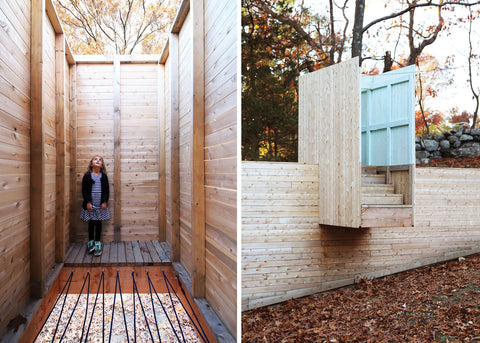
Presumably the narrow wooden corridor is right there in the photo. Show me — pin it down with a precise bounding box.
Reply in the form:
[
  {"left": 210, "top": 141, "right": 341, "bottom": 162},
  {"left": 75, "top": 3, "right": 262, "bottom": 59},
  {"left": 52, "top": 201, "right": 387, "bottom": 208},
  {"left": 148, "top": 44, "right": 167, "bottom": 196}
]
[{"left": 64, "top": 241, "right": 171, "bottom": 267}]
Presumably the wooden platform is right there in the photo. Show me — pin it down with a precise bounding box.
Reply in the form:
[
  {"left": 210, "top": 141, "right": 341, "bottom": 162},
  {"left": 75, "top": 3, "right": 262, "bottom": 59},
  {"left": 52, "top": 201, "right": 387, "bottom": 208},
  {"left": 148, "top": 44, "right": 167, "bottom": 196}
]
[{"left": 64, "top": 241, "right": 171, "bottom": 267}]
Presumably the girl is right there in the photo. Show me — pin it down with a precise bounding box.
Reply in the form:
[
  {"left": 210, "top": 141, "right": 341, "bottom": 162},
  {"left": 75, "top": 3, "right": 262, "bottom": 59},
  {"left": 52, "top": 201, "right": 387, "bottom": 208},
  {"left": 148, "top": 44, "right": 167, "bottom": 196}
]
[{"left": 80, "top": 155, "right": 110, "bottom": 256}]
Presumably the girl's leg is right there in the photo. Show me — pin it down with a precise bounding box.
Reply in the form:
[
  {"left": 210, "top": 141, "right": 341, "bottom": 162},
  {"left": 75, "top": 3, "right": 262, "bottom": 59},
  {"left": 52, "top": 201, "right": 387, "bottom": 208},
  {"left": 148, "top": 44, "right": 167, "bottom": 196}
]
[
  {"left": 88, "top": 221, "right": 95, "bottom": 241},
  {"left": 94, "top": 220, "right": 102, "bottom": 241}
]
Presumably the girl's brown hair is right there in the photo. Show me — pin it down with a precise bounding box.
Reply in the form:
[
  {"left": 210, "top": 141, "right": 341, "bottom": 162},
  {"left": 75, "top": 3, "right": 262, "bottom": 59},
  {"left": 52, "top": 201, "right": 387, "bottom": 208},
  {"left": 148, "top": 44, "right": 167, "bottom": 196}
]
[{"left": 86, "top": 155, "right": 107, "bottom": 175}]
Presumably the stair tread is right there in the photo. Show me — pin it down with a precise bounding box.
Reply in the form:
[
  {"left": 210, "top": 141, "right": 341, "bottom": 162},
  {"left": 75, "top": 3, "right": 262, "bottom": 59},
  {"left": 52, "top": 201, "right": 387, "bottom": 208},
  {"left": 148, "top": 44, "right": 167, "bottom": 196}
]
[{"left": 362, "top": 204, "right": 412, "bottom": 208}]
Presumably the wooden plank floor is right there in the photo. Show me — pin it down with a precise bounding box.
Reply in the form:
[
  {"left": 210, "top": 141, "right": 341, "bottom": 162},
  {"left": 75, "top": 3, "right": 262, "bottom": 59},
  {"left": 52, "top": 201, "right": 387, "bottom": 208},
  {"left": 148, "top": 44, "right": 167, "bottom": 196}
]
[{"left": 64, "top": 241, "right": 172, "bottom": 267}]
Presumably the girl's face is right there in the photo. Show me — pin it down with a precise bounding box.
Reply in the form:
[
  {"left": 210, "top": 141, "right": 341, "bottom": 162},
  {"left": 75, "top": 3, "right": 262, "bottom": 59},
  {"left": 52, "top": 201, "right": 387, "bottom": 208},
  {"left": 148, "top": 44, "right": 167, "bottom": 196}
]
[{"left": 91, "top": 156, "right": 103, "bottom": 169}]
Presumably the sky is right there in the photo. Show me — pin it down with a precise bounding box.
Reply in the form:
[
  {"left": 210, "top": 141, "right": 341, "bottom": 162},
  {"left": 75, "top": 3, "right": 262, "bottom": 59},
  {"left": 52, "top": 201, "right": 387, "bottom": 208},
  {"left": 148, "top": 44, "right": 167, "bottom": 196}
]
[{"left": 300, "top": 0, "right": 480, "bottom": 118}]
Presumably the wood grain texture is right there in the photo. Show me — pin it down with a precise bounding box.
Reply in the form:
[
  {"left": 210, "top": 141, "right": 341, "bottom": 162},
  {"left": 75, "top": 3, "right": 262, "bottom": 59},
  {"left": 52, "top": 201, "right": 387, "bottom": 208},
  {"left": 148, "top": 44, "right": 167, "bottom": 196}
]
[
  {"left": 203, "top": 0, "right": 237, "bottom": 336},
  {"left": 0, "top": 0, "right": 32, "bottom": 335},
  {"left": 242, "top": 163, "right": 480, "bottom": 311},
  {"left": 298, "top": 58, "right": 361, "bottom": 228}
]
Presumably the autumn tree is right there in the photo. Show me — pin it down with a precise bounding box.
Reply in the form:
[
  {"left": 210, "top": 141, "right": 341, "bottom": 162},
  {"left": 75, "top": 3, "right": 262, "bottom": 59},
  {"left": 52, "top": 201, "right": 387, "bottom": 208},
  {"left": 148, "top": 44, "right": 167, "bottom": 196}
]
[
  {"left": 352, "top": 0, "right": 480, "bottom": 66},
  {"left": 242, "top": 0, "right": 331, "bottom": 161},
  {"left": 467, "top": 7, "right": 480, "bottom": 127},
  {"left": 54, "top": 0, "right": 180, "bottom": 55}
]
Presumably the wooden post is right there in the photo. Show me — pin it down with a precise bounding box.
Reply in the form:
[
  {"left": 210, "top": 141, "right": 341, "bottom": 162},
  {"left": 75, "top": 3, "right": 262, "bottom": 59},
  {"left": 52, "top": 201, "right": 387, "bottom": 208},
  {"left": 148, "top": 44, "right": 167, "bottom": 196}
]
[
  {"left": 70, "top": 65, "right": 78, "bottom": 241},
  {"left": 158, "top": 62, "right": 166, "bottom": 242},
  {"left": 55, "top": 34, "right": 66, "bottom": 262},
  {"left": 113, "top": 56, "right": 121, "bottom": 242},
  {"left": 191, "top": 0, "right": 206, "bottom": 297},
  {"left": 31, "top": 0, "right": 46, "bottom": 298},
  {"left": 169, "top": 34, "right": 180, "bottom": 262}
]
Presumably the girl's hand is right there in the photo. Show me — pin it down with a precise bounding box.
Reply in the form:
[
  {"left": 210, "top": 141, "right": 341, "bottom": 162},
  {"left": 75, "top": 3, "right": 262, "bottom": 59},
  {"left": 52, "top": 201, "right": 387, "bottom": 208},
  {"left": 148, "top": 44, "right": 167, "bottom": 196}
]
[
  {"left": 87, "top": 202, "right": 93, "bottom": 211},
  {"left": 101, "top": 202, "right": 107, "bottom": 210}
]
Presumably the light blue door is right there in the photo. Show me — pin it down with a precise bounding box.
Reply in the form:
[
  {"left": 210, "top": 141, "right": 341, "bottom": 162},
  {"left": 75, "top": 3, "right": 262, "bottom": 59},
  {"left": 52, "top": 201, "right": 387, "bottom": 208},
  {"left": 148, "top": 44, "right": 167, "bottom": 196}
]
[{"left": 360, "top": 65, "right": 415, "bottom": 166}]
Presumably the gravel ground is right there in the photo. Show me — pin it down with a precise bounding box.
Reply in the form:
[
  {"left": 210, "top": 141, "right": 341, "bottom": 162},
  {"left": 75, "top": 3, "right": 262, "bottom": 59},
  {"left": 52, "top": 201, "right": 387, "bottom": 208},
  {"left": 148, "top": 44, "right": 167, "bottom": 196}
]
[{"left": 35, "top": 292, "right": 201, "bottom": 342}]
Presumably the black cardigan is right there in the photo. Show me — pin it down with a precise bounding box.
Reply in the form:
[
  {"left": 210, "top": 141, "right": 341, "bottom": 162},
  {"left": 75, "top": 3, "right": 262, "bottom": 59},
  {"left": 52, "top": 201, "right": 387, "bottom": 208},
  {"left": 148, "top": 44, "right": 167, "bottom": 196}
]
[{"left": 81, "top": 172, "right": 110, "bottom": 210}]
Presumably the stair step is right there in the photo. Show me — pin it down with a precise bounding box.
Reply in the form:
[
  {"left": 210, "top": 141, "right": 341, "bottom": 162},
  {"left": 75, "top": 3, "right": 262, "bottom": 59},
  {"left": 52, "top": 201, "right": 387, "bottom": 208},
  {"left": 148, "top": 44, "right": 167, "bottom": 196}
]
[
  {"left": 361, "top": 184, "right": 395, "bottom": 194},
  {"left": 361, "top": 193, "right": 403, "bottom": 205},
  {"left": 361, "top": 174, "right": 386, "bottom": 184},
  {"left": 361, "top": 166, "right": 378, "bottom": 175}
]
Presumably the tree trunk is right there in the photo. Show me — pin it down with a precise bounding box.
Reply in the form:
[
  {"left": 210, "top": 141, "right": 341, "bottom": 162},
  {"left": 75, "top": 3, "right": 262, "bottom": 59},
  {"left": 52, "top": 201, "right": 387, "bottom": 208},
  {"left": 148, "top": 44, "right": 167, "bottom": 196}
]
[{"left": 351, "top": 0, "right": 365, "bottom": 63}]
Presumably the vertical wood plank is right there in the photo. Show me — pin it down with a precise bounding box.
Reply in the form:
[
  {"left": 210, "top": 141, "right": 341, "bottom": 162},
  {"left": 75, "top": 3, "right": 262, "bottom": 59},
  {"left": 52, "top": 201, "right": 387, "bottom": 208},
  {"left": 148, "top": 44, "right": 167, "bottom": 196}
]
[
  {"left": 169, "top": 34, "right": 181, "bottom": 262},
  {"left": 113, "top": 56, "right": 121, "bottom": 242},
  {"left": 30, "top": 0, "right": 46, "bottom": 298},
  {"left": 55, "top": 33, "right": 66, "bottom": 262},
  {"left": 69, "top": 64, "right": 78, "bottom": 241},
  {"left": 158, "top": 63, "right": 166, "bottom": 241},
  {"left": 191, "top": 0, "right": 206, "bottom": 298}
]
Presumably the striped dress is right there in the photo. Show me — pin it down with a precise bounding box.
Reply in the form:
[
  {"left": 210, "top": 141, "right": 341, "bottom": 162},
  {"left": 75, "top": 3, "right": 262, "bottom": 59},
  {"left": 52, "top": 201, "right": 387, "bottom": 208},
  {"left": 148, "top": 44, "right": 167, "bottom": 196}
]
[{"left": 80, "top": 172, "right": 111, "bottom": 221}]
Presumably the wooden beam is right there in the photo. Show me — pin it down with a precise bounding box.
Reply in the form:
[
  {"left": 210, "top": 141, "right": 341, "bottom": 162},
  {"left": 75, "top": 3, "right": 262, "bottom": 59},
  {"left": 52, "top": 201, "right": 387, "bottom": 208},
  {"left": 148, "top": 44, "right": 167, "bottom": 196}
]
[
  {"left": 45, "top": 0, "right": 63, "bottom": 33},
  {"left": 74, "top": 54, "right": 161, "bottom": 64},
  {"left": 169, "top": 33, "right": 180, "bottom": 261},
  {"left": 113, "top": 56, "right": 121, "bottom": 242},
  {"left": 158, "top": 63, "right": 166, "bottom": 241},
  {"left": 171, "top": 0, "right": 190, "bottom": 33},
  {"left": 159, "top": 38, "right": 170, "bottom": 64},
  {"left": 30, "top": 0, "right": 46, "bottom": 298},
  {"left": 70, "top": 65, "right": 78, "bottom": 241},
  {"left": 191, "top": 0, "right": 206, "bottom": 298},
  {"left": 55, "top": 33, "right": 66, "bottom": 262}
]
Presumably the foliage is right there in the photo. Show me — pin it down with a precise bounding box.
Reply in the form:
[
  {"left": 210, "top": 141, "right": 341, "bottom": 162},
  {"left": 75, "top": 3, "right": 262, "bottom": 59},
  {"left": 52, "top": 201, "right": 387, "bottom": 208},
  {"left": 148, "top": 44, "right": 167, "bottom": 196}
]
[
  {"left": 242, "top": 0, "right": 331, "bottom": 161},
  {"left": 54, "top": 0, "right": 180, "bottom": 55},
  {"left": 242, "top": 253, "right": 480, "bottom": 342},
  {"left": 415, "top": 109, "right": 445, "bottom": 136}
]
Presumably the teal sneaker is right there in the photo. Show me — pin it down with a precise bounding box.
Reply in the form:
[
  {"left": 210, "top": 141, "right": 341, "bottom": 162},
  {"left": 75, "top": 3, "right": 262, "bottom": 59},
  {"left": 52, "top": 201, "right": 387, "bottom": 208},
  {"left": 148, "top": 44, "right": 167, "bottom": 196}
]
[
  {"left": 87, "top": 240, "right": 95, "bottom": 254},
  {"left": 94, "top": 241, "right": 102, "bottom": 256}
]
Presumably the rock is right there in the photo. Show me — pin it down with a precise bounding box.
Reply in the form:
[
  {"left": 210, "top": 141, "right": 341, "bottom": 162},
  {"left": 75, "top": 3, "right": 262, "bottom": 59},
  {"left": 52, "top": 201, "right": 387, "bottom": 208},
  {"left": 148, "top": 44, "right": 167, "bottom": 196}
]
[
  {"left": 448, "top": 135, "right": 459, "bottom": 144},
  {"left": 453, "top": 140, "right": 461, "bottom": 148},
  {"left": 431, "top": 150, "right": 442, "bottom": 159},
  {"left": 434, "top": 134, "right": 445, "bottom": 141},
  {"left": 415, "top": 136, "right": 421, "bottom": 144},
  {"left": 420, "top": 158, "right": 430, "bottom": 164},
  {"left": 422, "top": 133, "right": 433, "bottom": 140},
  {"left": 423, "top": 139, "right": 439, "bottom": 152},
  {"left": 446, "top": 145, "right": 480, "bottom": 158},
  {"left": 465, "top": 128, "right": 471, "bottom": 135},
  {"left": 470, "top": 129, "right": 480, "bottom": 136},
  {"left": 460, "top": 134, "right": 474, "bottom": 142},
  {"left": 415, "top": 143, "right": 422, "bottom": 151},
  {"left": 416, "top": 151, "right": 430, "bottom": 159},
  {"left": 439, "top": 140, "right": 450, "bottom": 150}
]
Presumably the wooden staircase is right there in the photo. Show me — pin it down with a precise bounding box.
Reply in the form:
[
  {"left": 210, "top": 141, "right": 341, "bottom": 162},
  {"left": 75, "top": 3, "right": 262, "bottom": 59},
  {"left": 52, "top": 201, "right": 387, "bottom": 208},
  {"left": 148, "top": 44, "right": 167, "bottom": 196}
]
[{"left": 360, "top": 166, "right": 412, "bottom": 227}]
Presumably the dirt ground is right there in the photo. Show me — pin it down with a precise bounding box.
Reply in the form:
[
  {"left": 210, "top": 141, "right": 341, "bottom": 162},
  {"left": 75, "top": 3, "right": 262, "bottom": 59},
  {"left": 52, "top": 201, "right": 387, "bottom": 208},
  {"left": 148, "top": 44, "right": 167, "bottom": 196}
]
[
  {"left": 417, "top": 156, "right": 480, "bottom": 168},
  {"left": 242, "top": 251, "right": 480, "bottom": 342}
]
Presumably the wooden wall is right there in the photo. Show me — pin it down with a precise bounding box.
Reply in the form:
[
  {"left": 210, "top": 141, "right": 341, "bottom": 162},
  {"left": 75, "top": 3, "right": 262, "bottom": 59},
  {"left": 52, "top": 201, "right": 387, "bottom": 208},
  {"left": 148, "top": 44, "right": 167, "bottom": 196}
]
[
  {"left": 178, "top": 12, "right": 194, "bottom": 276},
  {"left": 162, "top": 0, "right": 237, "bottom": 337},
  {"left": 44, "top": 11, "right": 57, "bottom": 272},
  {"left": 73, "top": 63, "right": 115, "bottom": 240},
  {"left": 242, "top": 162, "right": 480, "bottom": 311},
  {"left": 72, "top": 59, "right": 162, "bottom": 242},
  {"left": 0, "top": 0, "right": 32, "bottom": 336},
  {"left": 119, "top": 63, "right": 160, "bottom": 240},
  {"left": 0, "top": 0, "right": 74, "bottom": 336},
  {"left": 242, "top": 162, "right": 320, "bottom": 310},
  {"left": 204, "top": 0, "right": 237, "bottom": 335},
  {"left": 298, "top": 58, "right": 361, "bottom": 228}
]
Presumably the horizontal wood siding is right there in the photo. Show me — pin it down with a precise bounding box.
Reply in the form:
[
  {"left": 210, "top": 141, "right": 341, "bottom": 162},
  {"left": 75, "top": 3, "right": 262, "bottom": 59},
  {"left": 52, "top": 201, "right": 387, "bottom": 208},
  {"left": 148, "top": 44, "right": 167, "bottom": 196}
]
[
  {"left": 164, "top": 57, "right": 172, "bottom": 246},
  {"left": 0, "top": 0, "right": 31, "bottom": 336},
  {"left": 242, "top": 162, "right": 320, "bottom": 310},
  {"left": 44, "top": 12, "right": 56, "bottom": 272},
  {"left": 204, "top": 0, "right": 237, "bottom": 336},
  {"left": 298, "top": 58, "right": 361, "bottom": 228},
  {"left": 243, "top": 164, "right": 480, "bottom": 311},
  {"left": 74, "top": 63, "right": 115, "bottom": 241},
  {"left": 120, "top": 63, "right": 160, "bottom": 241},
  {"left": 178, "top": 12, "right": 194, "bottom": 276},
  {"left": 415, "top": 168, "right": 480, "bottom": 227}
]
